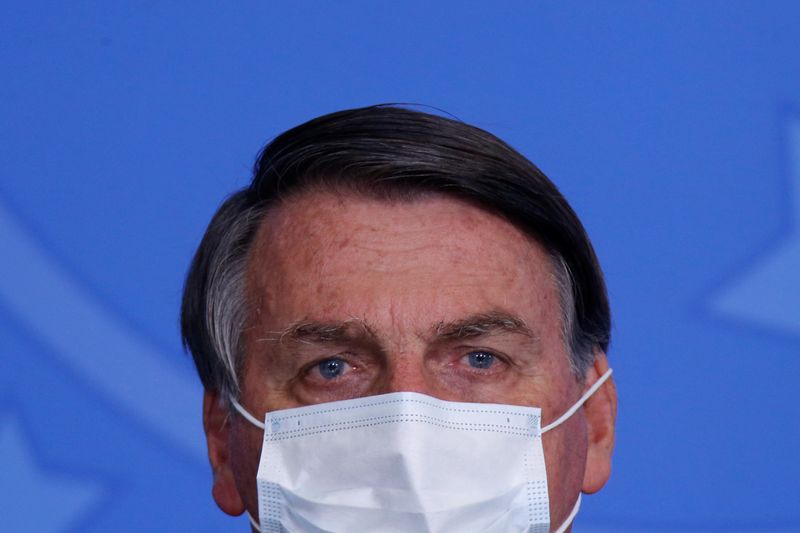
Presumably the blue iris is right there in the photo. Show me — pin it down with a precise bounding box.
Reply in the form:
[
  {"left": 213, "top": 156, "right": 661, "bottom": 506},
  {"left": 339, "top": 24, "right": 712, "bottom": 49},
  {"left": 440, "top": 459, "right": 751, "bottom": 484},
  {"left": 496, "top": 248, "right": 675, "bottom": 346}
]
[
  {"left": 467, "top": 351, "right": 494, "bottom": 369},
  {"left": 318, "top": 358, "right": 345, "bottom": 379}
]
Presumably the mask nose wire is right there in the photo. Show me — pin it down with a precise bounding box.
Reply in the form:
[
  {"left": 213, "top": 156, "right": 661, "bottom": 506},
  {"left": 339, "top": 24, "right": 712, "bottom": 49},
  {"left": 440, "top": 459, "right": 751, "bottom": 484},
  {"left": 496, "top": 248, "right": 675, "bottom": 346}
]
[
  {"left": 541, "top": 368, "right": 613, "bottom": 434},
  {"left": 230, "top": 396, "right": 266, "bottom": 430}
]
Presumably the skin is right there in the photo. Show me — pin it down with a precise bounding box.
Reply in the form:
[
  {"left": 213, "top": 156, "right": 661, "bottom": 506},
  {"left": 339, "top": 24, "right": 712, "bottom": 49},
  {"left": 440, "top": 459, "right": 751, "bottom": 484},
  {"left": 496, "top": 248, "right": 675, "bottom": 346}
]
[{"left": 203, "top": 191, "right": 617, "bottom": 532}]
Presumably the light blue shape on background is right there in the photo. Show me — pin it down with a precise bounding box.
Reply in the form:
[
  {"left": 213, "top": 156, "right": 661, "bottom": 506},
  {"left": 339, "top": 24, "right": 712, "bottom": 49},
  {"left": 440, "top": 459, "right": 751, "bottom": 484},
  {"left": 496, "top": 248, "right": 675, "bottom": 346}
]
[
  {"left": 0, "top": 418, "right": 102, "bottom": 532},
  {"left": 0, "top": 200, "right": 205, "bottom": 462},
  {"left": 712, "top": 116, "right": 800, "bottom": 335}
]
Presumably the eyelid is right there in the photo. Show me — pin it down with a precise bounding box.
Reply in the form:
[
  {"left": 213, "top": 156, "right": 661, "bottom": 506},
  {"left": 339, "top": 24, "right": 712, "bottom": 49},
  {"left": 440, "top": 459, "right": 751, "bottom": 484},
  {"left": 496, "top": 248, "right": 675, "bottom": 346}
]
[
  {"left": 300, "top": 352, "right": 370, "bottom": 383},
  {"left": 291, "top": 353, "right": 375, "bottom": 404},
  {"left": 471, "top": 345, "right": 527, "bottom": 368},
  {"left": 456, "top": 346, "right": 507, "bottom": 360},
  {"left": 455, "top": 348, "right": 509, "bottom": 372},
  {"left": 303, "top": 355, "right": 351, "bottom": 373}
]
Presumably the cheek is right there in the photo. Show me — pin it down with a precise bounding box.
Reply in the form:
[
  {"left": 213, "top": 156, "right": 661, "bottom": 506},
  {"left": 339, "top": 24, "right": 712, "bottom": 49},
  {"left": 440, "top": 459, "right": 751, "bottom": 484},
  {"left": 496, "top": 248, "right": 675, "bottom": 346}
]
[
  {"left": 229, "top": 420, "right": 264, "bottom": 515},
  {"left": 542, "top": 413, "right": 588, "bottom": 522}
]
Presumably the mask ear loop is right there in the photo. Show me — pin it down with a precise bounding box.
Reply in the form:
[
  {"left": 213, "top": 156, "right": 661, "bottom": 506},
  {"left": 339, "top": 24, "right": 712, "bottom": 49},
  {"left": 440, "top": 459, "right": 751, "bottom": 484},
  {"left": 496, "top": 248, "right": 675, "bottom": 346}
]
[
  {"left": 230, "top": 396, "right": 266, "bottom": 430},
  {"left": 246, "top": 510, "right": 262, "bottom": 532},
  {"left": 230, "top": 399, "right": 267, "bottom": 531},
  {"left": 541, "top": 368, "right": 613, "bottom": 434},
  {"left": 537, "top": 369, "right": 608, "bottom": 532},
  {"left": 553, "top": 493, "right": 581, "bottom": 533}
]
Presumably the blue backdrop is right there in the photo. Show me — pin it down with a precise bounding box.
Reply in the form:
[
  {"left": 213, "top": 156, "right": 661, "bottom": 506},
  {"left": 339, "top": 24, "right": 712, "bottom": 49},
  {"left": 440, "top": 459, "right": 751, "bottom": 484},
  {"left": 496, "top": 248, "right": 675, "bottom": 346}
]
[{"left": 1, "top": 2, "right": 798, "bottom": 531}]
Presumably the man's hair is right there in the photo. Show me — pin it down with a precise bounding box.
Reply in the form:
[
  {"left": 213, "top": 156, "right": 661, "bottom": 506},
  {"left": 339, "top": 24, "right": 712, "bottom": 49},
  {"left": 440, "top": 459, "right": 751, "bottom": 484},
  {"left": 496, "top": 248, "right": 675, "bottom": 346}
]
[{"left": 181, "top": 105, "right": 610, "bottom": 400}]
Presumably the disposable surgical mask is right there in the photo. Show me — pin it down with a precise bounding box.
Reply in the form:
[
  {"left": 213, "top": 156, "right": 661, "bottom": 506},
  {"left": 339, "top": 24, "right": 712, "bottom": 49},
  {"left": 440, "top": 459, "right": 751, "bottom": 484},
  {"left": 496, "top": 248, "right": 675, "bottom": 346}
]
[{"left": 232, "top": 368, "right": 612, "bottom": 533}]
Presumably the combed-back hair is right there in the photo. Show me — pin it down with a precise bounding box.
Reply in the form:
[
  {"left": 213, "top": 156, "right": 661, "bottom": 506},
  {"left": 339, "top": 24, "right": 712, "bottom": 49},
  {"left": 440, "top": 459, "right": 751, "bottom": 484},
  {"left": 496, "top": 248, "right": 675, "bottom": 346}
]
[{"left": 181, "top": 105, "right": 610, "bottom": 399}]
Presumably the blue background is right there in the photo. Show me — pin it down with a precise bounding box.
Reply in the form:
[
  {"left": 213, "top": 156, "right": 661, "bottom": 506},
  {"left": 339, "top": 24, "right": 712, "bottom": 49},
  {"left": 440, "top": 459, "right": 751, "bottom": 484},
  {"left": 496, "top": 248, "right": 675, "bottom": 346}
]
[{"left": 1, "top": 2, "right": 798, "bottom": 531}]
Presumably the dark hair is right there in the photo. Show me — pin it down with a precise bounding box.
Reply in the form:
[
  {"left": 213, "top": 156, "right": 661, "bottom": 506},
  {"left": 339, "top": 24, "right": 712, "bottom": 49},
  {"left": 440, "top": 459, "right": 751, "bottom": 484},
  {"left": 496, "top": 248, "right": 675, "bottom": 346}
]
[{"left": 181, "top": 105, "right": 610, "bottom": 398}]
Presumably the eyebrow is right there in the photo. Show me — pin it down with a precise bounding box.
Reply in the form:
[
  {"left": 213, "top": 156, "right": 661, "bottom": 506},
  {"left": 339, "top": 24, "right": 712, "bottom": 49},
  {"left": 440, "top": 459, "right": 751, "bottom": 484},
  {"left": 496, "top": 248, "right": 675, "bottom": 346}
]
[
  {"left": 432, "top": 311, "right": 537, "bottom": 342},
  {"left": 257, "top": 318, "right": 376, "bottom": 346},
  {"left": 256, "top": 311, "right": 537, "bottom": 347}
]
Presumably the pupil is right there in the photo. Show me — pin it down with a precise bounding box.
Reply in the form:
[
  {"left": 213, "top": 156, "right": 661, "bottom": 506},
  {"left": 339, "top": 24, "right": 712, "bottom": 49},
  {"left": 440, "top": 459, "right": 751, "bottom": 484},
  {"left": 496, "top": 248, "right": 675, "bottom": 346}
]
[
  {"left": 468, "top": 351, "right": 494, "bottom": 369},
  {"left": 319, "top": 359, "right": 343, "bottom": 379}
]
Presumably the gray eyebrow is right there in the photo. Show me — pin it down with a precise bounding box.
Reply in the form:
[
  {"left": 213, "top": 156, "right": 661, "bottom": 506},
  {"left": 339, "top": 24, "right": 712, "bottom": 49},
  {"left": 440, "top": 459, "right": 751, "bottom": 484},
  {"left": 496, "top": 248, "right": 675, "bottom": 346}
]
[
  {"left": 254, "top": 311, "right": 536, "bottom": 347},
  {"left": 255, "top": 318, "right": 376, "bottom": 345},
  {"left": 432, "top": 311, "right": 538, "bottom": 341}
]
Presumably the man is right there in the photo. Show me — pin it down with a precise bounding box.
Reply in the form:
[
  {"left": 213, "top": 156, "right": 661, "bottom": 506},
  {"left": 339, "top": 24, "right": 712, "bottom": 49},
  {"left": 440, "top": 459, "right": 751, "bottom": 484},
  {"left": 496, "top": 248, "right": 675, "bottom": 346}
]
[{"left": 181, "top": 105, "right": 617, "bottom": 532}]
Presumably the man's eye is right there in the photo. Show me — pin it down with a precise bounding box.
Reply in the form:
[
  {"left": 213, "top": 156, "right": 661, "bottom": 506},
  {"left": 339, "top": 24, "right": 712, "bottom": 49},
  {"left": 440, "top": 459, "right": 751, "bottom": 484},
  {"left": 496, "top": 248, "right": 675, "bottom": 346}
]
[
  {"left": 315, "top": 358, "right": 351, "bottom": 380},
  {"left": 464, "top": 351, "right": 495, "bottom": 370}
]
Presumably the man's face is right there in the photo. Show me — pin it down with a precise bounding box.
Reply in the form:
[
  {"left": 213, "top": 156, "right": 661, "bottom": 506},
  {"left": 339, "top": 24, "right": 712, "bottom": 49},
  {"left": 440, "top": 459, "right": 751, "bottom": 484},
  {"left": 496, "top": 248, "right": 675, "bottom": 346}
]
[{"left": 204, "top": 191, "right": 616, "bottom": 530}]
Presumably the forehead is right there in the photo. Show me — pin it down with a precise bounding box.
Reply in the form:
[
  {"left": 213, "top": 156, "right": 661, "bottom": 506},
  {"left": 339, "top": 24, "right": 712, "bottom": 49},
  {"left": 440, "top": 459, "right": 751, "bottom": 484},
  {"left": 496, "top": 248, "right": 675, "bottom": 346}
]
[{"left": 245, "top": 190, "right": 561, "bottom": 336}]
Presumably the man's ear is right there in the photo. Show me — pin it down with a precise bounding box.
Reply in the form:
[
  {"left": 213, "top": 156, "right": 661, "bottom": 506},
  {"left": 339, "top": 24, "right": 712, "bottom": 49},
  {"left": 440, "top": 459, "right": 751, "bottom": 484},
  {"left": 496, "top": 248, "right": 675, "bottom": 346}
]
[
  {"left": 203, "top": 390, "right": 246, "bottom": 516},
  {"left": 581, "top": 351, "right": 618, "bottom": 494}
]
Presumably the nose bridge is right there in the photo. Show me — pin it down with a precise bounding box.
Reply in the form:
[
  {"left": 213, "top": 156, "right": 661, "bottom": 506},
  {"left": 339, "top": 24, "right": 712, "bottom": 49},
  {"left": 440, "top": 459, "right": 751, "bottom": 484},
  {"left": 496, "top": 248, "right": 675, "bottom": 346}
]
[
  {"left": 382, "top": 349, "right": 432, "bottom": 395},
  {"left": 373, "top": 298, "right": 434, "bottom": 395}
]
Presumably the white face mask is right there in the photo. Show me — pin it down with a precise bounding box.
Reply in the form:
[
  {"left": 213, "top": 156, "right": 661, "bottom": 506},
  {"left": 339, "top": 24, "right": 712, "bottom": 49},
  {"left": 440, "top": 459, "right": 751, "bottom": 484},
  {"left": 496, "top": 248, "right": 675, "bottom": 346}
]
[{"left": 232, "top": 368, "right": 612, "bottom": 533}]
